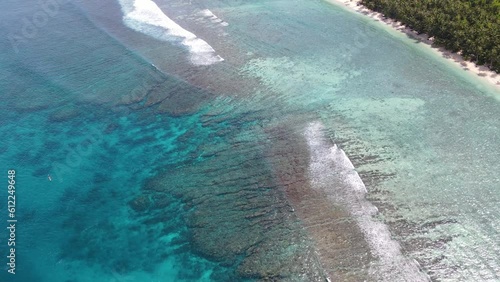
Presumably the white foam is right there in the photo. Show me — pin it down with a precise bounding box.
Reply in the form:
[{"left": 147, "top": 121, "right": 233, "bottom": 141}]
[
  {"left": 304, "top": 121, "right": 429, "bottom": 281},
  {"left": 117, "top": 0, "right": 223, "bottom": 65},
  {"left": 196, "top": 9, "right": 229, "bottom": 26}
]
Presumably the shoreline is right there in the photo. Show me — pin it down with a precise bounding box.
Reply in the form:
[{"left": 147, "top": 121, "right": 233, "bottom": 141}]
[{"left": 327, "top": 0, "right": 500, "bottom": 92}]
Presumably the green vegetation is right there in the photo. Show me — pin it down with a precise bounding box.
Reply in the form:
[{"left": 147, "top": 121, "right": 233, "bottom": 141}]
[{"left": 360, "top": 0, "right": 500, "bottom": 72}]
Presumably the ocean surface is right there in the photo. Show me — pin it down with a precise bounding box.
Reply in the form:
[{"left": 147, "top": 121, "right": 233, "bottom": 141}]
[{"left": 0, "top": 0, "right": 499, "bottom": 281}]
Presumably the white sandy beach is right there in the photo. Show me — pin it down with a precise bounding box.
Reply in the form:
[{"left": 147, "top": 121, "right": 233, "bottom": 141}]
[{"left": 328, "top": 0, "right": 500, "bottom": 91}]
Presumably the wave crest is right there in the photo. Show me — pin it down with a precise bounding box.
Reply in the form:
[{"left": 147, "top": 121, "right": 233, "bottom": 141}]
[
  {"left": 305, "top": 121, "right": 430, "bottom": 281},
  {"left": 118, "top": 0, "right": 223, "bottom": 65}
]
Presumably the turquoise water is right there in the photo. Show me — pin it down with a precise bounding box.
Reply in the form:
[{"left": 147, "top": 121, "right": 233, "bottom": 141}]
[{"left": 1, "top": 0, "right": 499, "bottom": 281}]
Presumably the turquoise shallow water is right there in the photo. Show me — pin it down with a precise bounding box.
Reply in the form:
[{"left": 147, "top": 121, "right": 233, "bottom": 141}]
[{"left": 1, "top": 0, "right": 499, "bottom": 281}]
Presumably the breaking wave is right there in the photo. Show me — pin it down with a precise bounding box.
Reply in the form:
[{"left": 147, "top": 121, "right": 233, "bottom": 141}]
[
  {"left": 117, "top": 0, "right": 223, "bottom": 65},
  {"left": 305, "top": 121, "right": 430, "bottom": 281}
]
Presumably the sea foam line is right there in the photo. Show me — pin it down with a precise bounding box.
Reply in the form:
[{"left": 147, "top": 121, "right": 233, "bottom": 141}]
[
  {"left": 117, "top": 0, "right": 223, "bottom": 65},
  {"left": 305, "top": 121, "right": 430, "bottom": 281},
  {"left": 196, "top": 9, "right": 229, "bottom": 26}
]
